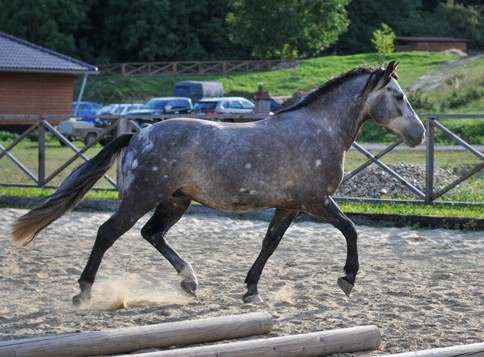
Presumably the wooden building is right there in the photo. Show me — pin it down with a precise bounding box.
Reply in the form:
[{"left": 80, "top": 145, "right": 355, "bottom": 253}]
[
  {"left": 394, "top": 36, "right": 468, "bottom": 53},
  {"left": 0, "top": 31, "right": 98, "bottom": 129}
]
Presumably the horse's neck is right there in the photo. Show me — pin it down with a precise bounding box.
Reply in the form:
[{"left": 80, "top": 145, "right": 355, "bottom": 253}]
[{"left": 309, "top": 88, "right": 367, "bottom": 152}]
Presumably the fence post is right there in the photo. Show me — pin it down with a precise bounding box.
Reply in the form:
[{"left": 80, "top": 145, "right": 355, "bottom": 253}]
[
  {"left": 38, "top": 117, "right": 46, "bottom": 188},
  {"left": 253, "top": 83, "right": 271, "bottom": 115},
  {"left": 425, "top": 118, "right": 435, "bottom": 203}
]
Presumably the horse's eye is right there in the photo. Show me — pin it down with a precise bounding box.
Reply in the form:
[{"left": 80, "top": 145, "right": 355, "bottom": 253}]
[{"left": 396, "top": 93, "right": 404, "bottom": 100}]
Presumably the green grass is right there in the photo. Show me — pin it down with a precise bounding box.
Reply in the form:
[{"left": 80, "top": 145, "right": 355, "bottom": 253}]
[
  {"left": 338, "top": 201, "right": 483, "bottom": 221},
  {"left": 0, "top": 135, "right": 117, "bottom": 189},
  {"left": 0, "top": 186, "right": 118, "bottom": 200},
  {"left": 79, "top": 52, "right": 458, "bottom": 104},
  {"left": 408, "top": 56, "right": 484, "bottom": 114}
]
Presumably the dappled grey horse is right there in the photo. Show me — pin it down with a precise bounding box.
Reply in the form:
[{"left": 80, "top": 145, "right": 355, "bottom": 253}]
[{"left": 12, "top": 61, "right": 425, "bottom": 305}]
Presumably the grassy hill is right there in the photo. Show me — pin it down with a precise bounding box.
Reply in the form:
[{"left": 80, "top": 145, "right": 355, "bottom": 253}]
[
  {"left": 79, "top": 52, "right": 459, "bottom": 103},
  {"left": 78, "top": 51, "right": 484, "bottom": 143}
]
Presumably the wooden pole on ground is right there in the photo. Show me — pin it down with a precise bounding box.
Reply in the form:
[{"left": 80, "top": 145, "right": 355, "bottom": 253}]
[
  {"left": 379, "top": 342, "right": 484, "bottom": 357},
  {"left": 0, "top": 312, "right": 273, "bottom": 357},
  {"left": 117, "top": 324, "right": 381, "bottom": 357}
]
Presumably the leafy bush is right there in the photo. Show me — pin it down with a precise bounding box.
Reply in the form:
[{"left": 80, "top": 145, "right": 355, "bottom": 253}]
[
  {"left": 371, "top": 23, "right": 396, "bottom": 64},
  {"left": 0, "top": 131, "right": 19, "bottom": 142},
  {"left": 448, "top": 86, "right": 484, "bottom": 109}
]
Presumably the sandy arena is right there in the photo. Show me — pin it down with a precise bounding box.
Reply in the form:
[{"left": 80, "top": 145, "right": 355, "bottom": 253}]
[{"left": 0, "top": 207, "right": 482, "bottom": 356}]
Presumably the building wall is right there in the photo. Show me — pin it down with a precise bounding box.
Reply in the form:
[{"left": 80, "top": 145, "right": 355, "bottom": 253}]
[
  {"left": 0, "top": 72, "right": 73, "bottom": 125},
  {"left": 395, "top": 41, "right": 467, "bottom": 53}
]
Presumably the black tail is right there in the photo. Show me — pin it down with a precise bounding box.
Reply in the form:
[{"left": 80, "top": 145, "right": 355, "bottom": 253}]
[{"left": 12, "top": 133, "right": 133, "bottom": 246}]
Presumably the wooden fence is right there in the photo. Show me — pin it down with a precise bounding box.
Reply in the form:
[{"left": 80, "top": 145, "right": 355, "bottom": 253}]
[
  {"left": 0, "top": 114, "right": 482, "bottom": 206},
  {"left": 97, "top": 60, "right": 286, "bottom": 76}
]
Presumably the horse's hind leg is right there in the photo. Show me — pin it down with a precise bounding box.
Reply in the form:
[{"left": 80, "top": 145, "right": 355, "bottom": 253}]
[
  {"left": 72, "top": 200, "right": 153, "bottom": 306},
  {"left": 306, "top": 195, "right": 359, "bottom": 296},
  {"left": 140, "top": 195, "right": 198, "bottom": 296},
  {"left": 243, "top": 208, "right": 298, "bottom": 303}
]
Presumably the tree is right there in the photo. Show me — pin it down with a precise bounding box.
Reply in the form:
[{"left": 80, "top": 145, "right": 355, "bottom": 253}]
[
  {"left": 0, "top": 0, "right": 85, "bottom": 57},
  {"left": 92, "top": 0, "right": 249, "bottom": 62},
  {"left": 166, "top": 0, "right": 249, "bottom": 61},
  {"left": 329, "top": 0, "right": 420, "bottom": 54},
  {"left": 371, "top": 23, "right": 396, "bottom": 63},
  {"left": 226, "top": 0, "right": 350, "bottom": 60},
  {"left": 433, "top": 1, "right": 483, "bottom": 48},
  {"left": 329, "top": 0, "right": 484, "bottom": 54},
  {"left": 98, "top": 0, "right": 175, "bottom": 62}
]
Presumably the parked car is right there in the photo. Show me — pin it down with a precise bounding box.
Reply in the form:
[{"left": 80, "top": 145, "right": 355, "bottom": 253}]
[
  {"left": 92, "top": 103, "right": 144, "bottom": 145},
  {"left": 126, "top": 97, "right": 193, "bottom": 124},
  {"left": 191, "top": 97, "right": 255, "bottom": 119},
  {"left": 57, "top": 119, "right": 103, "bottom": 146},
  {"left": 97, "top": 103, "right": 143, "bottom": 116},
  {"left": 72, "top": 101, "right": 103, "bottom": 122},
  {"left": 96, "top": 104, "right": 119, "bottom": 115},
  {"left": 173, "top": 81, "right": 224, "bottom": 104}
]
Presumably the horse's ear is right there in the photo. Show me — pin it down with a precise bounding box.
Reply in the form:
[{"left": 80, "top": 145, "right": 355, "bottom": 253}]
[{"left": 384, "top": 60, "right": 399, "bottom": 79}]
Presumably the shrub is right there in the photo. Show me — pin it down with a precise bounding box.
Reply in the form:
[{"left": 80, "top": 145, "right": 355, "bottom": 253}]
[{"left": 371, "top": 23, "right": 396, "bottom": 64}]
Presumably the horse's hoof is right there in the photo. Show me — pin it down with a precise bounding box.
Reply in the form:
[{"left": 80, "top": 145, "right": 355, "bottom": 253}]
[
  {"left": 243, "top": 293, "right": 264, "bottom": 304},
  {"left": 181, "top": 280, "right": 198, "bottom": 297},
  {"left": 72, "top": 294, "right": 86, "bottom": 307},
  {"left": 337, "top": 277, "right": 354, "bottom": 296}
]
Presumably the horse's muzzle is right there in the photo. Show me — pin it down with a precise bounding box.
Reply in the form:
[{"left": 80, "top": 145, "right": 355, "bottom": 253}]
[{"left": 404, "top": 124, "right": 425, "bottom": 147}]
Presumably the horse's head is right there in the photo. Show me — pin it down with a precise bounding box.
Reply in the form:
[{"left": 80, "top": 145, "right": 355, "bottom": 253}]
[{"left": 364, "top": 61, "right": 425, "bottom": 147}]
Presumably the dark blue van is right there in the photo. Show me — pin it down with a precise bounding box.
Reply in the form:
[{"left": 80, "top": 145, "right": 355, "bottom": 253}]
[{"left": 173, "top": 81, "right": 224, "bottom": 104}]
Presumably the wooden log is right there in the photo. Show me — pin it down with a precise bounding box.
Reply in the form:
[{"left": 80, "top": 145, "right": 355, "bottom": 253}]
[
  {"left": 0, "top": 312, "right": 273, "bottom": 357},
  {"left": 118, "top": 325, "right": 381, "bottom": 357},
  {"left": 379, "top": 342, "right": 484, "bottom": 357}
]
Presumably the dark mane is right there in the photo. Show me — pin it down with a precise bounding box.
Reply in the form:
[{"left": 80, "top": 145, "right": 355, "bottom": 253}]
[{"left": 277, "top": 65, "right": 398, "bottom": 115}]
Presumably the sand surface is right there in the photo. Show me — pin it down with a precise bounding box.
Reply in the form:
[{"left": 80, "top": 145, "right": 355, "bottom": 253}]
[{"left": 0, "top": 208, "right": 483, "bottom": 356}]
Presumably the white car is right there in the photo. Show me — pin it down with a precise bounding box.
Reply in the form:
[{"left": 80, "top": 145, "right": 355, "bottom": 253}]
[
  {"left": 97, "top": 103, "right": 143, "bottom": 116},
  {"left": 192, "top": 97, "right": 255, "bottom": 116}
]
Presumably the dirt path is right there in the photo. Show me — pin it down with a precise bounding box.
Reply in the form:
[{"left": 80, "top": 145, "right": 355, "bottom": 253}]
[{"left": 1, "top": 208, "right": 482, "bottom": 356}]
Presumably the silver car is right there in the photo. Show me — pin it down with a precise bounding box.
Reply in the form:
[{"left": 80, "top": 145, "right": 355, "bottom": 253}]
[{"left": 192, "top": 97, "right": 255, "bottom": 115}]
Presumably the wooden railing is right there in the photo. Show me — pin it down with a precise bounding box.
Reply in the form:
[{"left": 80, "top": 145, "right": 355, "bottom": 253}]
[
  {"left": 0, "top": 114, "right": 482, "bottom": 206},
  {"left": 97, "top": 60, "right": 286, "bottom": 76}
]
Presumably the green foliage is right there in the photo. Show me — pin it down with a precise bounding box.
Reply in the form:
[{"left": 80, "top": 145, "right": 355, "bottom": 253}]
[
  {"left": 0, "top": 131, "right": 19, "bottom": 142},
  {"left": 0, "top": 0, "right": 85, "bottom": 57},
  {"left": 448, "top": 86, "right": 484, "bottom": 109},
  {"left": 405, "top": 56, "right": 484, "bottom": 116},
  {"left": 1, "top": 0, "right": 484, "bottom": 63},
  {"left": 96, "top": 0, "right": 243, "bottom": 62},
  {"left": 226, "top": 0, "right": 350, "bottom": 60},
  {"left": 331, "top": 0, "right": 484, "bottom": 55},
  {"left": 0, "top": 0, "right": 249, "bottom": 63},
  {"left": 371, "top": 23, "right": 396, "bottom": 63}
]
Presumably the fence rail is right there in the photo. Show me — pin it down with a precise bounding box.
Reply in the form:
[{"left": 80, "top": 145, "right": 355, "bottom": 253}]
[
  {"left": 97, "top": 60, "right": 286, "bottom": 76},
  {"left": 0, "top": 114, "right": 482, "bottom": 206}
]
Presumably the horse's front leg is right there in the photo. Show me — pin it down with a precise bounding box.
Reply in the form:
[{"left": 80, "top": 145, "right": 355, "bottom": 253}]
[
  {"left": 141, "top": 196, "right": 198, "bottom": 297},
  {"left": 243, "top": 208, "right": 298, "bottom": 303},
  {"left": 306, "top": 195, "right": 359, "bottom": 296}
]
